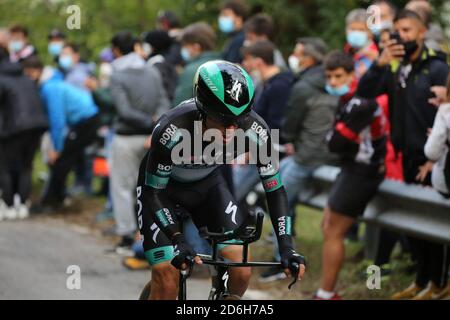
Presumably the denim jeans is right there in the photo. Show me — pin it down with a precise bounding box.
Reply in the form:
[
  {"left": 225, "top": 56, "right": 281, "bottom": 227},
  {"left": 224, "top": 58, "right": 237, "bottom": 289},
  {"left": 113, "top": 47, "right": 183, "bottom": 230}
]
[
  {"left": 184, "top": 216, "right": 212, "bottom": 255},
  {"left": 272, "top": 157, "right": 317, "bottom": 261}
]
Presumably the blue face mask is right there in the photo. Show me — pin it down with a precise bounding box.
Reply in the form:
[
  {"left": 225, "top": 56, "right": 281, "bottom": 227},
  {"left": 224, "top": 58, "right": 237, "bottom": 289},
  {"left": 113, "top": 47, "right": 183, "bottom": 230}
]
[
  {"left": 59, "top": 55, "right": 73, "bottom": 70},
  {"left": 326, "top": 84, "right": 350, "bottom": 97},
  {"left": 347, "top": 31, "right": 369, "bottom": 49},
  {"left": 181, "top": 47, "right": 191, "bottom": 62},
  {"left": 219, "top": 16, "right": 234, "bottom": 34},
  {"left": 9, "top": 40, "right": 24, "bottom": 53},
  {"left": 48, "top": 42, "right": 63, "bottom": 57},
  {"left": 370, "top": 21, "right": 394, "bottom": 37}
]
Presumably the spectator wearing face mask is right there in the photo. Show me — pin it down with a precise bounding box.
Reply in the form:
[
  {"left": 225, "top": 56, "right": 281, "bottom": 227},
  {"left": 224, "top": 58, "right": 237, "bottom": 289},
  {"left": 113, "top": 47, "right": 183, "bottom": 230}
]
[
  {"left": 8, "top": 25, "right": 37, "bottom": 63},
  {"left": 370, "top": 0, "right": 397, "bottom": 47},
  {"left": 315, "top": 51, "right": 388, "bottom": 300},
  {"left": 358, "top": 10, "right": 450, "bottom": 300},
  {"left": 243, "top": 13, "right": 287, "bottom": 69},
  {"left": 344, "top": 9, "right": 379, "bottom": 79},
  {"left": 174, "top": 22, "right": 219, "bottom": 106},
  {"left": 23, "top": 57, "right": 100, "bottom": 212},
  {"left": 59, "top": 43, "right": 95, "bottom": 91},
  {"left": 219, "top": 0, "right": 249, "bottom": 63},
  {"left": 47, "top": 28, "right": 66, "bottom": 60}
]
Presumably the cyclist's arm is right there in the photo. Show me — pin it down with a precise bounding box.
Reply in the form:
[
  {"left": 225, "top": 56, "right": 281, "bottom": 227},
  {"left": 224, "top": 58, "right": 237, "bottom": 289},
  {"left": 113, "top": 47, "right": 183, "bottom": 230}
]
[
  {"left": 140, "top": 121, "right": 180, "bottom": 242},
  {"left": 250, "top": 119, "right": 295, "bottom": 252}
]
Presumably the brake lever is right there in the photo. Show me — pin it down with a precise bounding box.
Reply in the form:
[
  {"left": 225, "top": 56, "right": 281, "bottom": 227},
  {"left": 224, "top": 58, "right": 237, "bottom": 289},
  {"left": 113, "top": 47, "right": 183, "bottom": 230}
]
[
  {"left": 288, "top": 263, "right": 300, "bottom": 290},
  {"left": 181, "top": 256, "right": 195, "bottom": 279}
]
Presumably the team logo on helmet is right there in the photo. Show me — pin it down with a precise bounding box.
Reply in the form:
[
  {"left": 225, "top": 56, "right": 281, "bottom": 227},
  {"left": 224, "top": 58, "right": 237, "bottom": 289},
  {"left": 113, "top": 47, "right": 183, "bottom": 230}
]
[{"left": 227, "top": 79, "right": 243, "bottom": 103}]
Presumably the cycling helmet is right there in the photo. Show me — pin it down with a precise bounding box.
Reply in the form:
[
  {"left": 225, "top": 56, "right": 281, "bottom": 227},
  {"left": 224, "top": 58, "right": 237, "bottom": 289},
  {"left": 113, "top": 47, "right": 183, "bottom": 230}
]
[{"left": 194, "top": 60, "right": 255, "bottom": 124}]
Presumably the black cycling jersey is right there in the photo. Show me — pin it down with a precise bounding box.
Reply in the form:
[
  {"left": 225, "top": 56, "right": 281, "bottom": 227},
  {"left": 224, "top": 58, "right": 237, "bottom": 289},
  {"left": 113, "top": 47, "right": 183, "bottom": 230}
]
[{"left": 136, "top": 99, "right": 294, "bottom": 265}]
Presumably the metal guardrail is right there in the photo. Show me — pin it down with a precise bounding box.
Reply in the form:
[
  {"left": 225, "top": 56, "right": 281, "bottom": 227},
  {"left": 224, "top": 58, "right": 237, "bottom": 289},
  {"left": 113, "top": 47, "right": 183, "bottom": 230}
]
[{"left": 299, "top": 166, "right": 450, "bottom": 259}]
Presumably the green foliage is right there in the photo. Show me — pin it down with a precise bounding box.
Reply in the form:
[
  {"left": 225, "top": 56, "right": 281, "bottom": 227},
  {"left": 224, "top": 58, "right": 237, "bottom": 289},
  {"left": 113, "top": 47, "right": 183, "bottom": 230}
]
[{"left": 0, "top": 0, "right": 448, "bottom": 62}]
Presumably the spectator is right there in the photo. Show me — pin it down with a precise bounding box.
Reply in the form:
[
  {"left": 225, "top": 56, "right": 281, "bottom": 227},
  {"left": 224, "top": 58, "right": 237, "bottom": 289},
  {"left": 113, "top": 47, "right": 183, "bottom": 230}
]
[
  {"left": 315, "top": 51, "right": 388, "bottom": 300},
  {"left": 109, "top": 31, "right": 170, "bottom": 254},
  {"left": 425, "top": 74, "right": 450, "bottom": 196},
  {"left": 8, "top": 25, "right": 36, "bottom": 63},
  {"left": 260, "top": 38, "right": 339, "bottom": 282},
  {"left": 59, "top": 43, "right": 95, "bottom": 91},
  {"left": 344, "top": 9, "right": 379, "bottom": 79},
  {"left": 243, "top": 13, "right": 287, "bottom": 69},
  {"left": 23, "top": 57, "right": 99, "bottom": 211},
  {"left": 145, "top": 30, "right": 179, "bottom": 103},
  {"left": 220, "top": 0, "right": 249, "bottom": 63},
  {"left": 358, "top": 9, "right": 450, "bottom": 300},
  {"left": 156, "top": 10, "right": 183, "bottom": 66},
  {"left": 406, "top": 0, "right": 448, "bottom": 56},
  {"left": 47, "top": 28, "right": 66, "bottom": 59},
  {"left": 370, "top": 0, "right": 397, "bottom": 44},
  {"left": 174, "top": 22, "right": 219, "bottom": 106},
  {"left": 233, "top": 40, "right": 294, "bottom": 215},
  {"left": 0, "top": 50, "right": 48, "bottom": 220}
]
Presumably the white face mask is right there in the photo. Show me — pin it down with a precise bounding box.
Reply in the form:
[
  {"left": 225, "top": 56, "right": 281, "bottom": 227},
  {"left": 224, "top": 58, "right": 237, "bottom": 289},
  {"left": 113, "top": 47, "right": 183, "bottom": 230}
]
[{"left": 288, "top": 55, "right": 304, "bottom": 73}]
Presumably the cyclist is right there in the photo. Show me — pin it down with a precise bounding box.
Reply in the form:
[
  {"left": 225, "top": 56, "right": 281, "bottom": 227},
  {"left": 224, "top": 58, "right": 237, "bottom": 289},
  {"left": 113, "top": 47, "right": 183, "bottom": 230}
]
[{"left": 136, "top": 60, "right": 306, "bottom": 300}]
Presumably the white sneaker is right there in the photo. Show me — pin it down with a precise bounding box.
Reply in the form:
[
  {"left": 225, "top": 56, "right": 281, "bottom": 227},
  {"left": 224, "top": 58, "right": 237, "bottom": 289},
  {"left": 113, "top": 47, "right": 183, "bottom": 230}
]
[
  {"left": 17, "top": 204, "right": 30, "bottom": 220},
  {"left": 4, "top": 206, "right": 18, "bottom": 220}
]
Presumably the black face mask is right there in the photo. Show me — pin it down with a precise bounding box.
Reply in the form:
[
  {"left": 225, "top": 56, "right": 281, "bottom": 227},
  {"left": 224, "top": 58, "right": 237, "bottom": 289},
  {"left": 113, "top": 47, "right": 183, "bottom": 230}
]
[{"left": 402, "top": 40, "right": 419, "bottom": 62}]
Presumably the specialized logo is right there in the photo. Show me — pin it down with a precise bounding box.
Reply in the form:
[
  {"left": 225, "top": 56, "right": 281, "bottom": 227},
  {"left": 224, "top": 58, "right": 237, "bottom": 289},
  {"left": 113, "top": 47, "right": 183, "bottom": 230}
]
[
  {"left": 227, "top": 79, "right": 243, "bottom": 103},
  {"left": 151, "top": 223, "right": 160, "bottom": 243},
  {"left": 225, "top": 201, "right": 237, "bottom": 225}
]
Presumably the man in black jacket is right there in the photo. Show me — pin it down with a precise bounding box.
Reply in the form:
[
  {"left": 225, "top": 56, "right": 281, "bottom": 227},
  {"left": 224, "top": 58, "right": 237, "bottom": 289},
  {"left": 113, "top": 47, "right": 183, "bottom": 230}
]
[
  {"left": 0, "top": 49, "right": 48, "bottom": 220},
  {"left": 357, "top": 9, "right": 450, "bottom": 300}
]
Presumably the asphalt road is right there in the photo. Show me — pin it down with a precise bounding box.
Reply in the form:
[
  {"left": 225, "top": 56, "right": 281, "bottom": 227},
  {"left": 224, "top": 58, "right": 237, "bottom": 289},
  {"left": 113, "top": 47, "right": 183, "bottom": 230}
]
[
  {"left": 0, "top": 218, "right": 270, "bottom": 300},
  {"left": 0, "top": 218, "right": 213, "bottom": 300}
]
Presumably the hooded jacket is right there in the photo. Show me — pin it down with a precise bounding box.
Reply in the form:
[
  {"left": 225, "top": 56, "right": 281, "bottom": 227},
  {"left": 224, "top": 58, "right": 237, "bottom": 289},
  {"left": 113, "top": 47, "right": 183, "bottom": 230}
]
[
  {"left": 282, "top": 65, "right": 339, "bottom": 166},
  {"left": 110, "top": 52, "right": 170, "bottom": 135},
  {"left": 0, "top": 60, "right": 48, "bottom": 138}
]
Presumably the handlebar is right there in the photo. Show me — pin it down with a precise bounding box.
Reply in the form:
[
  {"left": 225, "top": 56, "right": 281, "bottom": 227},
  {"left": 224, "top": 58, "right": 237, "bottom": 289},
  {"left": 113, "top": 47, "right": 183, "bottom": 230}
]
[{"left": 199, "top": 210, "right": 264, "bottom": 244}]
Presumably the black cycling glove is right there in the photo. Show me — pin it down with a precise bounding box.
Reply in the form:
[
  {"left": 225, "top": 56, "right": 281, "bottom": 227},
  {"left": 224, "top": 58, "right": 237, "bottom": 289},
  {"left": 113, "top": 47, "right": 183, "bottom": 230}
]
[
  {"left": 280, "top": 248, "right": 306, "bottom": 274},
  {"left": 171, "top": 234, "right": 197, "bottom": 270}
]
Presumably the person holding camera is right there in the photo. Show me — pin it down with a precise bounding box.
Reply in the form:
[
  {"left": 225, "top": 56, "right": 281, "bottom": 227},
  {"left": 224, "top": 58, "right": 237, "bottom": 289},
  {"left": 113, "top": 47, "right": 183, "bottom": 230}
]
[{"left": 358, "top": 9, "right": 449, "bottom": 300}]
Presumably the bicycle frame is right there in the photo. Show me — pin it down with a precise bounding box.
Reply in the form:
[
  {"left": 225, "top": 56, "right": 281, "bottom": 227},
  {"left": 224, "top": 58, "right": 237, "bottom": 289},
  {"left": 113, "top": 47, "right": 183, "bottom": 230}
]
[{"left": 177, "top": 211, "right": 296, "bottom": 300}]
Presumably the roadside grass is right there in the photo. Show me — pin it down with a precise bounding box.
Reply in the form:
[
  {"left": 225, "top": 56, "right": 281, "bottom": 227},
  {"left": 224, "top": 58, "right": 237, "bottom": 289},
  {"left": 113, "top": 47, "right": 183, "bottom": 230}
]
[{"left": 250, "top": 205, "right": 415, "bottom": 300}]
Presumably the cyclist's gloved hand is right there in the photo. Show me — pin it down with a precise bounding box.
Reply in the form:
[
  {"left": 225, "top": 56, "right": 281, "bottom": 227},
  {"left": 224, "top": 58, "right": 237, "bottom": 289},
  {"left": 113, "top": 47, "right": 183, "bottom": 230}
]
[
  {"left": 280, "top": 248, "right": 306, "bottom": 279},
  {"left": 171, "top": 234, "right": 202, "bottom": 270}
]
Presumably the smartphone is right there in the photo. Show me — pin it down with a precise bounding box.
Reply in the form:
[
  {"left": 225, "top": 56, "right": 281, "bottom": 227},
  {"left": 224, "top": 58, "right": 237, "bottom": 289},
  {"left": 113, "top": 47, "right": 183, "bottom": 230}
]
[{"left": 389, "top": 31, "right": 402, "bottom": 45}]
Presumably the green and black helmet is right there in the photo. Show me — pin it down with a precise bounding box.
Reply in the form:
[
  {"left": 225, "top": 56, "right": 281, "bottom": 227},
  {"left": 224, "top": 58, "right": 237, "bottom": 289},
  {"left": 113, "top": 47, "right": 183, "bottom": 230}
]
[{"left": 194, "top": 60, "right": 255, "bottom": 125}]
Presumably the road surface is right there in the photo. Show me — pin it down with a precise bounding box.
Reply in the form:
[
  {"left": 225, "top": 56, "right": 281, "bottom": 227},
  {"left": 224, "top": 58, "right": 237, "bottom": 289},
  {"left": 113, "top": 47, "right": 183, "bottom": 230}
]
[{"left": 0, "top": 217, "right": 270, "bottom": 300}]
